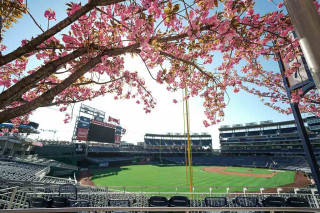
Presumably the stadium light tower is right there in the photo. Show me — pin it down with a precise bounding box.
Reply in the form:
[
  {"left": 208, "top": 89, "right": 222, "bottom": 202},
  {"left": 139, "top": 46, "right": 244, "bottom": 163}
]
[
  {"left": 285, "top": 0, "right": 320, "bottom": 94},
  {"left": 278, "top": 0, "right": 320, "bottom": 193},
  {"left": 278, "top": 50, "right": 320, "bottom": 192}
]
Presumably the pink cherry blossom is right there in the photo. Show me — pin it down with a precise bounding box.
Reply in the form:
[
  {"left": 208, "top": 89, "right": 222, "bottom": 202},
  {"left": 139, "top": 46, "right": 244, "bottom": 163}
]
[
  {"left": 1, "top": 0, "right": 320, "bottom": 129},
  {"left": 44, "top": 9, "right": 56, "bottom": 20}
]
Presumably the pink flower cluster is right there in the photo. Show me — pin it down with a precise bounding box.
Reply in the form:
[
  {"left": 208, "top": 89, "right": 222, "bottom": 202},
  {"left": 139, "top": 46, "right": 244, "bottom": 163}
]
[
  {"left": 4, "top": 0, "right": 320, "bottom": 131},
  {"left": 44, "top": 9, "right": 56, "bottom": 20}
]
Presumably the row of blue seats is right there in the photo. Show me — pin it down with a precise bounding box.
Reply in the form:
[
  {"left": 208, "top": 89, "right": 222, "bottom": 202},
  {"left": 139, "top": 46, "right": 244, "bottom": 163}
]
[
  {"left": 145, "top": 139, "right": 212, "bottom": 146},
  {"left": 221, "top": 136, "right": 310, "bottom": 143},
  {"left": 164, "top": 156, "right": 273, "bottom": 167}
]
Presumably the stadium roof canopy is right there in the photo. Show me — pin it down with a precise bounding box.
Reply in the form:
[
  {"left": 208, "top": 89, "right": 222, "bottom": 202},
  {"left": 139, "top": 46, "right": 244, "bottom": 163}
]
[
  {"left": 0, "top": 123, "right": 39, "bottom": 134},
  {"left": 145, "top": 133, "right": 211, "bottom": 138},
  {"left": 219, "top": 120, "right": 297, "bottom": 131}
]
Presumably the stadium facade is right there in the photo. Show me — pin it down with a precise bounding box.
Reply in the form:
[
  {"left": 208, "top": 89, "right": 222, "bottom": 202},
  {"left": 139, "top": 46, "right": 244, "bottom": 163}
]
[
  {"left": 144, "top": 133, "right": 212, "bottom": 147},
  {"left": 2, "top": 115, "right": 320, "bottom": 211},
  {"left": 219, "top": 117, "right": 320, "bottom": 157},
  {"left": 218, "top": 117, "right": 320, "bottom": 171}
]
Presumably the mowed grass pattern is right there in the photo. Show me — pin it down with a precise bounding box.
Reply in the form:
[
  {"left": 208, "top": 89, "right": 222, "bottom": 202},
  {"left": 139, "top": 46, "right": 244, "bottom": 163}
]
[{"left": 91, "top": 165, "right": 295, "bottom": 193}]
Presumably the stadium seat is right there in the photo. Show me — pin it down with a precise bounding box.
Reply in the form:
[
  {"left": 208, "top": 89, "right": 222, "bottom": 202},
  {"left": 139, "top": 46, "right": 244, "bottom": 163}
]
[
  {"left": 148, "top": 196, "right": 169, "bottom": 207},
  {"left": 59, "top": 184, "right": 77, "bottom": 200},
  {"left": 68, "top": 200, "right": 89, "bottom": 207},
  {"left": 28, "top": 197, "right": 48, "bottom": 208},
  {"left": 50, "top": 197, "right": 69, "bottom": 208},
  {"left": 44, "top": 187, "right": 53, "bottom": 193},
  {"left": 169, "top": 196, "right": 190, "bottom": 207},
  {"left": 262, "top": 196, "right": 286, "bottom": 207},
  {"left": 286, "top": 197, "right": 309, "bottom": 207},
  {"left": 204, "top": 197, "right": 227, "bottom": 207},
  {"left": 234, "top": 197, "right": 260, "bottom": 207},
  {"left": 108, "top": 199, "right": 131, "bottom": 207}
]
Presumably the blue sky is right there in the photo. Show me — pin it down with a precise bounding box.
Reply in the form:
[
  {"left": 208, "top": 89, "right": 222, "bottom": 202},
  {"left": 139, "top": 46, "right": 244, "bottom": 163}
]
[{"left": 2, "top": 0, "right": 303, "bottom": 148}]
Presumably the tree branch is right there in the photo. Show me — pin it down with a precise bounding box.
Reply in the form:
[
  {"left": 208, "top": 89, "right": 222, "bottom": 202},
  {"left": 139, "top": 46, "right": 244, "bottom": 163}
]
[
  {"left": 0, "top": 53, "right": 104, "bottom": 123},
  {"left": 0, "top": 0, "right": 126, "bottom": 66},
  {"left": 42, "top": 76, "right": 125, "bottom": 86},
  {"left": 0, "top": 43, "right": 138, "bottom": 122},
  {"left": 159, "top": 50, "right": 217, "bottom": 82},
  {"left": 0, "top": 48, "right": 88, "bottom": 109}
]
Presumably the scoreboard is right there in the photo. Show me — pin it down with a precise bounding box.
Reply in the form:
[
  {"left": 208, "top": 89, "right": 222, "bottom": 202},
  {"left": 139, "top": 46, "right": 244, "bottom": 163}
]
[
  {"left": 76, "top": 116, "right": 124, "bottom": 143},
  {"left": 87, "top": 123, "right": 115, "bottom": 143}
]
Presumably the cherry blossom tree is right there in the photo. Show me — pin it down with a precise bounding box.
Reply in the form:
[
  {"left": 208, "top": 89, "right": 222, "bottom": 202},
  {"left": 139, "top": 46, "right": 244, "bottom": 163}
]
[{"left": 0, "top": 0, "right": 320, "bottom": 130}]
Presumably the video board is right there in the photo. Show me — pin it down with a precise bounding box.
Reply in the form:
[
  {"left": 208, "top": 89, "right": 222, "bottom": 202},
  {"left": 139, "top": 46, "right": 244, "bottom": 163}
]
[{"left": 87, "top": 123, "right": 115, "bottom": 143}]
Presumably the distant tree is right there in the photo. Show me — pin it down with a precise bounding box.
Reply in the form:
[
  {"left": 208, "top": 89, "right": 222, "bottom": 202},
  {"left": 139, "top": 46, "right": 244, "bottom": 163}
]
[{"left": 0, "top": 0, "right": 319, "bottom": 130}]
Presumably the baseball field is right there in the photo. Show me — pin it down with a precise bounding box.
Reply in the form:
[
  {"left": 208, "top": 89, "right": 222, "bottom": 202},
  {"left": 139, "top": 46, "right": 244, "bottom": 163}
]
[{"left": 84, "top": 165, "right": 309, "bottom": 193}]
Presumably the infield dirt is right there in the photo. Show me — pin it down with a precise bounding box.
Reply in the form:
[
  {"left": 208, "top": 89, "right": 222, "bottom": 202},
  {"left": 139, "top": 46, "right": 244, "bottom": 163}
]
[
  {"left": 202, "top": 166, "right": 311, "bottom": 192},
  {"left": 79, "top": 169, "right": 95, "bottom": 186},
  {"left": 202, "top": 166, "right": 277, "bottom": 178}
]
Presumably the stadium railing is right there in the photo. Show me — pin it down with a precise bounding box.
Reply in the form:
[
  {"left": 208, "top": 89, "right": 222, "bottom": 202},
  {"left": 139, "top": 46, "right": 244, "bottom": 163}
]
[
  {"left": 1, "top": 206, "right": 319, "bottom": 212},
  {"left": 4, "top": 184, "right": 320, "bottom": 204},
  {"left": 3, "top": 183, "right": 320, "bottom": 213}
]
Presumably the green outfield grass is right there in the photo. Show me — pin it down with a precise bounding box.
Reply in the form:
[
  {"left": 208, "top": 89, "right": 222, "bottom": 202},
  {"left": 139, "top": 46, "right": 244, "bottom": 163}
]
[{"left": 90, "top": 165, "right": 295, "bottom": 193}]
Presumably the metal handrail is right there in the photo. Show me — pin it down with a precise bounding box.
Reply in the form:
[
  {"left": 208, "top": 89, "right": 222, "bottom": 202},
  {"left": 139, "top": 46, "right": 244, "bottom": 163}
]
[{"left": 1, "top": 207, "right": 320, "bottom": 213}]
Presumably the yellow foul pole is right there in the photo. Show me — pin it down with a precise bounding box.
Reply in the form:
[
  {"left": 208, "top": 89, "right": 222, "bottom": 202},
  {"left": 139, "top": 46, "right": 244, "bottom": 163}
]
[
  {"left": 184, "top": 88, "right": 193, "bottom": 198},
  {"left": 183, "top": 90, "right": 189, "bottom": 190}
]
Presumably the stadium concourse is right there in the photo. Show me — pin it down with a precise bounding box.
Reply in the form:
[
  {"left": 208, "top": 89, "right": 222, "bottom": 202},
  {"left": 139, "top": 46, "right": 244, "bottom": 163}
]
[{"left": 1, "top": 119, "right": 320, "bottom": 212}]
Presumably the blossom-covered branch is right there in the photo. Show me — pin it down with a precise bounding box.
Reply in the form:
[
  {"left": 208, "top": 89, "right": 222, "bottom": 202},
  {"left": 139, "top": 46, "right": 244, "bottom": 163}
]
[{"left": 1, "top": 0, "right": 320, "bottom": 130}]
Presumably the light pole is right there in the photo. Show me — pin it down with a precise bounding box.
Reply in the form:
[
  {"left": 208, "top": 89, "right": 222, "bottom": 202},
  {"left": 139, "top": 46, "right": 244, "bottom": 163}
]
[
  {"left": 277, "top": 51, "right": 320, "bottom": 192},
  {"left": 282, "top": 0, "right": 320, "bottom": 192},
  {"left": 285, "top": 0, "right": 320, "bottom": 93}
]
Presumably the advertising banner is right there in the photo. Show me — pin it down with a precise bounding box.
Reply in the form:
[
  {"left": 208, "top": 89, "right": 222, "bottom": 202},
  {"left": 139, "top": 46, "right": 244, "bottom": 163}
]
[
  {"left": 280, "top": 32, "right": 311, "bottom": 87},
  {"left": 78, "top": 116, "right": 90, "bottom": 129},
  {"left": 108, "top": 116, "right": 120, "bottom": 125},
  {"left": 32, "top": 141, "right": 43, "bottom": 147},
  {"left": 76, "top": 128, "right": 89, "bottom": 141},
  {"left": 91, "top": 119, "right": 116, "bottom": 129},
  {"left": 115, "top": 134, "right": 121, "bottom": 144},
  {"left": 282, "top": 55, "right": 309, "bottom": 87}
]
